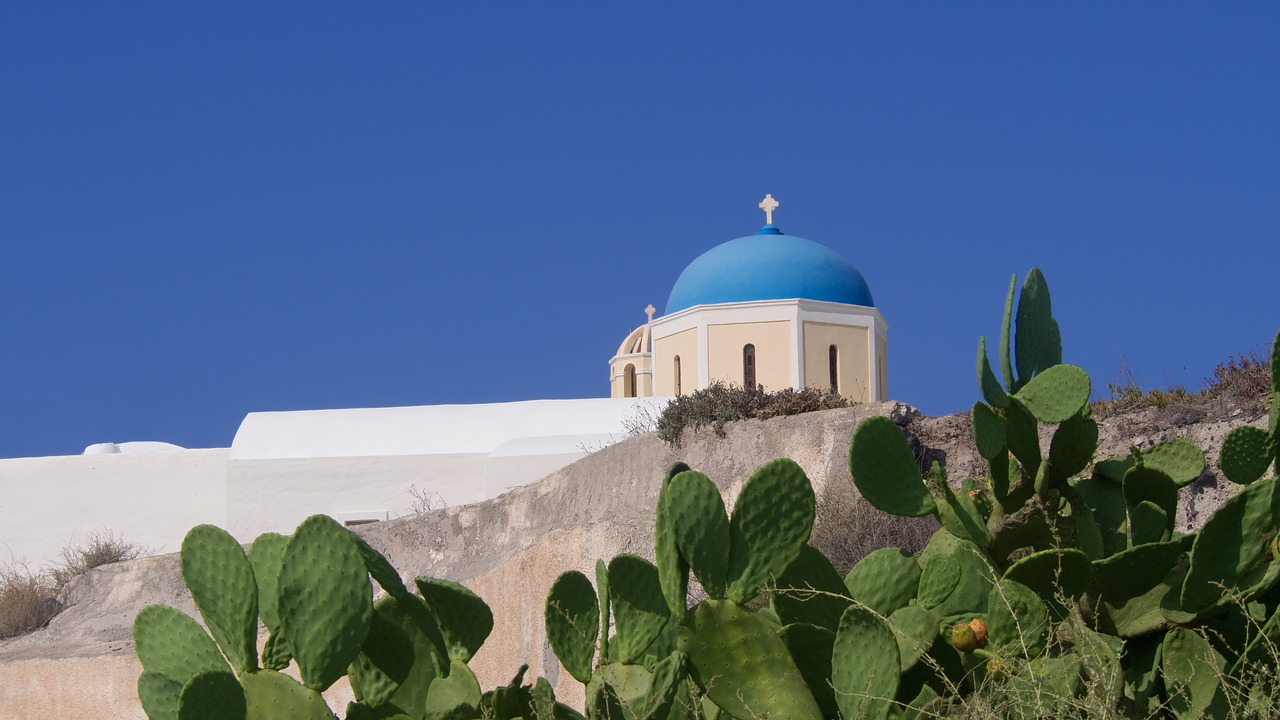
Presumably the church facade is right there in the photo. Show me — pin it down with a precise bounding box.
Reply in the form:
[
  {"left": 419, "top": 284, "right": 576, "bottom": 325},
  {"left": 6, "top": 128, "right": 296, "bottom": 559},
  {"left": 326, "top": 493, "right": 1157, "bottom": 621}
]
[{"left": 610, "top": 196, "right": 888, "bottom": 401}]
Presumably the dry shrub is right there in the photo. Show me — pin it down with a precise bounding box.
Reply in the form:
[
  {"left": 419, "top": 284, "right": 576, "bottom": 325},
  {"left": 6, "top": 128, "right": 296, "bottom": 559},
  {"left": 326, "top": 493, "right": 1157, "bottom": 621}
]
[
  {"left": 658, "top": 382, "right": 849, "bottom": 446},
  {"left": 810, "top": 477, "right": 938, "bottom": 574},
  {"left": 49, "top": 530, "right": 148, "bottom": 587},
  {"left": 0, "top": 564, "right": 59, "bottom": 639}
]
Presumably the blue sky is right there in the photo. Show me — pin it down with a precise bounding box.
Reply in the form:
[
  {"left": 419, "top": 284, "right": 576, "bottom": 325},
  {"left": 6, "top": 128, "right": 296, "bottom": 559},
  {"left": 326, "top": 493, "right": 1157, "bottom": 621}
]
[{"left": 2, "top": 4, "right": 1277, "bottom": 458}]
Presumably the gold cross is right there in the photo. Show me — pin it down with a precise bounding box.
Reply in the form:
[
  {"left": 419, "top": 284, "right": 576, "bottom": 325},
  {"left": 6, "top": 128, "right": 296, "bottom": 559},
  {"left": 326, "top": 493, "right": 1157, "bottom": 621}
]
[{"left": 758, "top": 194, "right": 779, "bottom": 224}]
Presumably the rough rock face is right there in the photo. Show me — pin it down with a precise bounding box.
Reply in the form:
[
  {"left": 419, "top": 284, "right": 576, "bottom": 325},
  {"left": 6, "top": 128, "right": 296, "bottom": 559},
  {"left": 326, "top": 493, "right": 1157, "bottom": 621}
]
[{"left": 1, "top": 400, "right": 1268, "bottom": 716}]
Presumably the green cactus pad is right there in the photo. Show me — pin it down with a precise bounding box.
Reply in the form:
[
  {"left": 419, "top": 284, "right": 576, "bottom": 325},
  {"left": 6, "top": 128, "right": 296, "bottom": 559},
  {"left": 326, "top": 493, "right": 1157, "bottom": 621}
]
[
  {"left": 935, "top": 472, "right": 991, "bottom": 547},
  {"left": 1143, "top": 438, "right": 1206, "bottom": 488},
  {"left": 353, "top": 535, "right": 410, "bottom": 600},
  {"left": 423, "top": 659, "right": 483, "bottom": 720},
  {"left": 1013, "top": 267, "right": 1062, "bottom": 388},
  {"left": 917, "top": 555, "right": 961, "bottom": 611},
  {"left": 849, "top": 416, "right": 936, "bottom": 517},
  {"left": 887, "top": 605, "right": 937, "bottom": 673},
  {"left": 1123, "top": 465, "right": 1177, "bottom": 537},
  {"left": 177, "top": 670, "right": 245, "bottom": 720},
  {"left": 248, "top": 532, "right": 288, "bottom": 633},
  {"left": 1229, "top": 608, "right": 1280, "bottom": 679},
  {"left": 544, "top": 570, "right": 598, "bottom": 684},
  {"left": 844, "top": 547, "right": 920, "bottom": 616},
  {"left": 1003, "top": 548, "right": 1091, "bottom": 614},
  {"left": 916, "top": 527, "right": 963, "bottom": 568},
  {"left": 930, "top": 541, "right": 998, "bottom": 617},
  {"left": 608, "top": 554, "right": 670, "bottom": 665},
  {"left": 1004, "top": 401, "right": 1042, "bottom": 479},
  {"left": 641, "top": 651, "right": 688, "bottom": 720},
  {"left": 133, "top": 604, "right": 229, "bottom": 682},
  {"left": 484, "top": 664, "right": 531, "bottom": 720},
  {"left": 971, "top": 401, "right": 1008, "bottom": 461},
  {"left": 1161, "top": 628, "right": 1228, "bottom": 719},
  {"left": 1074, "top": 476, "right": 1128, "bottom": 555},
  {"left": 1219, "top": 425, "right": 1276, "bottom": 486},
  {"left": 278, "top": 514, "right": 373, "bottom": 692},
  {"left": 374, "top": 594, "right": 448, "bottom": 715},
  {"left": 595, "top": 559, "right": 611, "bottom": 664},
  {"left": 1128, "top": 501, "right": 1169, "bottom": 546},
  {"left": 831, "top": 604, "right": 900, "bottom": 720},
  {"left": 1012, "top": 364, "right": 1090, "bottom": 424},
  {"left": 986, "top": 579, "right": 1048, "bottom": 659},
  {"left": 180, "top": 524, "right": 259, "bottom": 673},
  {"left": 1047, "top": 411, "right": 1098, "bottom": 480},
  {"left": 999, "top": 273, "right": 1017, "bottom": 392},
  {"left": 1181, "top": 477, "right": 1280, "bottom": 612},
  {"left": 655, "top": 465, "right": 692, "bottom": 617},
  {"left": 1088, "top": 536, "right": 1189, "bottom": 603},
  {"left": 726, "top": 458, "right": 815, "bottom": 604},
  {"left": 677, "top": 598, "right": 822, "bottom": 720},
  {"left": 348, "top": 602, "right": 415, "bottom": 708},
  {"left": 777, "top": 623, "right": 837, "bottom": 720},
  {"left": 664, "top": 470, "right": 731, "bottom": 598},
  {"left": 976, "top": 337, "right": 1010, "bottom": 409},
  {"left": 770, "top": 544, "right": 852, "bottom": 631},
  {"left": 138, "top": 671, "right": 183, "bottom": 720},
  {"left": 262, "top": 629, "right": 292, "bottom": 671},
  {"left": 1093, "top": 455, "right": 1132, "bottom": 484},
  {"left": 240, "top": 670, "right": 337, "bottom": 720},
  {"left": 416, "top": 578, "right": 493, "bottom": 665}
]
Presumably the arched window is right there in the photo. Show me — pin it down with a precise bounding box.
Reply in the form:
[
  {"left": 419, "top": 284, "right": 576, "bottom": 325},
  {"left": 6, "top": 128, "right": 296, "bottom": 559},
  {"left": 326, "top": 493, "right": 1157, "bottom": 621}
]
[
  {"left": 624, "top": 364, "right": 637, "bottom": 398},
  {"left": 829, "top": 344, "right": 839, "bottom": 392},
  {"left": 743, "top": 344, "right": 756, "bottom": 389},
  {"left": 673, "top": 355, "right": 682, "bottom": 396}
]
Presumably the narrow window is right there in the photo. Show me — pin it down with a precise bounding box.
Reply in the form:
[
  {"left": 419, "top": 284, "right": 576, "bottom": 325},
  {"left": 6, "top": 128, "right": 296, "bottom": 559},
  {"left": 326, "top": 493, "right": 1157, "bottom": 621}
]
[
  {"left": 624, "top": 364, "right": 637, "bottom": 398},
  {"left": 743, "top": 344, "right": 756, "bottom": 388},
  {"left": 673, "top": 355, "right": 682, "bottom": 396},
  {"left": 829, "top": 345, "right": 839, "bottom": 392}
]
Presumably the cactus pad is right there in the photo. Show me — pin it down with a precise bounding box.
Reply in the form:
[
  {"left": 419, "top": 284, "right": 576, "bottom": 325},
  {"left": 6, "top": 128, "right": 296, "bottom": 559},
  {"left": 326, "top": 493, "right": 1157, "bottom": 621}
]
[
  {"left": 248, "top": 532, "right": 288, "bottom": 633},
  {"left": 832, "top": 604, "right": 900, "bottom": 720},
  {"left": 1161, "top": 628, "right": 1227, "bottom": 718},
  {"left": 180, "top": 524, "right": 259, "bottom": 673},
  {"left": 241, "top": 669, "right": 337, "bottom": 720},
  {"left": 177, "top": 670, "right": 245, "bottom": 720},
  {"left": 844, "top": 547, "right": 920, "bottom": 616},
  {"left": 976, "top": 337, "right": 1010, "bottom": 409},
  {"left": 133, "top": 604, "right": 229, "bottom": 684},
  {"left": 986, "top": 579, "right": 1048, "bottom": 659},
  {"left": 641, "top": 651, "right": 688, "bottom": 720},
  {"left": 348, "top": 603, "right": 415, "bottom": 708},
  {"left": 1123, "top": 466, "right": 1177, "bottom": 538},
  {"left": 1012, "top": 364, "right": 1090, "bottom": 424},
  {"left": 138, "top": 671, "right": 183, "bottom": 720},
  {"left": 278, "top": 514, "right": 373, "bottom": 692},
  {"left": 424, "top": 659, "right": 483, "bottom": 720},
  {"left": 664, "top": 470, "right": 731, "bottom": 598},
  {"left": 1003, "top": 548, "right": 1091, "bottom": 612},
  {"left": 595, "top": 558, "right": 611, "bottom": 664},
  {"left": 1088, "top": 537, "right": 1189, "bottom": 603},
  {"left": 416, "top": 578, "right": 492, "bottom": 665},
  {"left": 544, "top": 570, "right": 598, "bottom": 683},
  {"left": 1219, "top": 425, "right": 1276, "bottom": 486},
  {"left": 608, "top": 554, "right": 670, "bottom": 665},
  {"left": 770, "top": 544, "right": 852, "bottom": 631},
  {"left": 262, "top": 630, "right": 291, "bottom": 671},
  {"left": 971, "top": 401, "right": 1008, "bottom": 461},
  {"left": 726, "top": 458, "right": 815, "bottom": 604},
  {"left": 888, "top": 605, "right": 937, "bottom": 672},
  {"left": 1013, "top": 267, "right": 1062, "bottom": 388},
  {"left": 678, "top": 599, "right": 822, "bottom": 720},
  {"left": 849, "top": 416, "right": 936, "bottom": 517},
  {"left": 1128, "top": 501, "right": 1169, "bottom": 546},
  {"left": 655, "top": 465, "right": 691, "bottom": 617},
  {"left": 1142, "top": 438, "right": 1206, "bottom": 488},
  {"left": 1181, "top": 477, "right": 1280, "bottom": 612},
  {"left": 1047, "top": 411, "right": 1098, "bottom": 480},
  {"left": 917, "top": 554, "right": 961, "bottom": 611},
  {"left": 778, "top": 623, "right": 837, "bottom": 719},
  {"left": 353, "top": 535, "right": 410, "bottom": 599}
]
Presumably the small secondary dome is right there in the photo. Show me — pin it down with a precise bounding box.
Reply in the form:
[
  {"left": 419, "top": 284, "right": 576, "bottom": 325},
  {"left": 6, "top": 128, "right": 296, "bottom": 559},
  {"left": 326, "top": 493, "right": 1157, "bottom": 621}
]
[{"left": 665, "top": 224, "right": 876, "bottom": 315}]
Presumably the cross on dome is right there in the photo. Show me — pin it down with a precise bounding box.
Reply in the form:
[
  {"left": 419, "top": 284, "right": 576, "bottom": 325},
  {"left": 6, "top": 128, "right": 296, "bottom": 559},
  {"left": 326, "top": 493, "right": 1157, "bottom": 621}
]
[
  {"left": 758, "top": 194, "right": 779, "bottom": 225},
  {"left": 644, "top": 304, "right": 656, "bottom": 322}
]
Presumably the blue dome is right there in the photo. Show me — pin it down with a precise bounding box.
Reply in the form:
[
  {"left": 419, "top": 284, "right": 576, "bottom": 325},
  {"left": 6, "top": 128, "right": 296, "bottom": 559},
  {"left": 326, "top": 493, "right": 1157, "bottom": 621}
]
[{"left": 665, "top": 226, "right": 875, "bottom": 315}]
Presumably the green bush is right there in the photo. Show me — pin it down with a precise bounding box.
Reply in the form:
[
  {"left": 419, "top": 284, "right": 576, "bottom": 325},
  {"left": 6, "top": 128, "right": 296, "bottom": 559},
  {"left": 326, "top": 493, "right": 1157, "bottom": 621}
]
[{"left": 656, "top": 382, "right": 848, "bottom": 445}]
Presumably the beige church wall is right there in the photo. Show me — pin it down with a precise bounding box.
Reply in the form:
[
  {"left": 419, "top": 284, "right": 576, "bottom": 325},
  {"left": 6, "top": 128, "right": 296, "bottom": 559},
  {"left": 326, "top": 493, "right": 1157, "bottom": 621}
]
[
  {"left": 653, "top": 327, "right": 698, "bottom": 396},
  {"left": 707, "top": 320, "right": 791, "bottom": 390},
  {"left": 0, "top": 449, "right": 229, "bottom": 568},
  {"left": 802, "top": 322, "right": 871, "bottom": 402},
  {"left": 877, "top": 341, "right": 889, "bottom": 400},
  {"left": 609, "top": 355, "right": 652, "bottom": 398}
]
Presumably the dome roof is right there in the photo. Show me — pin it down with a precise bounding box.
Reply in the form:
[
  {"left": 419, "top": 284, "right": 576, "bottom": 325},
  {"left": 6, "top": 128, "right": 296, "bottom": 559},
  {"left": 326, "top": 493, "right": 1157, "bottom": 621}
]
[{"left": 665, "top": 226, "right": 875, "bottom": 315}]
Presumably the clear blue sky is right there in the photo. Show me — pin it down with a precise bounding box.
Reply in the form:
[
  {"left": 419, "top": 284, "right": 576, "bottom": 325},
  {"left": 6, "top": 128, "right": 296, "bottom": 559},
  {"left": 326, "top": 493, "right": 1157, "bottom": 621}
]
[{"left": 2, "top": 5, "right": 1277, "bottom": 458}]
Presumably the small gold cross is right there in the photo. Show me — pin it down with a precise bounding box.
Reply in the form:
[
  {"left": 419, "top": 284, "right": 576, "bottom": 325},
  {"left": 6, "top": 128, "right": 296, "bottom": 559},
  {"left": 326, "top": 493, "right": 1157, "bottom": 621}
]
[{"left": 758, "top": 194, "right": 779, "bottom": 225}]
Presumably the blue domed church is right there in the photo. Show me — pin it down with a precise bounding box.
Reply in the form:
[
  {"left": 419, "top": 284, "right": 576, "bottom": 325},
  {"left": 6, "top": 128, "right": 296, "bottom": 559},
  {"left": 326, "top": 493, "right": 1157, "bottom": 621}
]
[{"left": 610, "top": 195, "right": 888, "bottom": 401}]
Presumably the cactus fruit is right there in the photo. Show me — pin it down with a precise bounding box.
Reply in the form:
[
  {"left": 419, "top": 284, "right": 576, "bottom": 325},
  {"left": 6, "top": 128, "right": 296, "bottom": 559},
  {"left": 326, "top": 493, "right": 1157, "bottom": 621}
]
[
  {"left": 726, "top": 458, "right": 815, "bottom": 604},
  {"left": 849, "top": 415, "right": 936, "bottom": 517},
  {"left": 951, "top": 622, "right": 979, "bottom": 653},
  {"left": 831, "top": 604, "right": 900, "bottom": 720}
]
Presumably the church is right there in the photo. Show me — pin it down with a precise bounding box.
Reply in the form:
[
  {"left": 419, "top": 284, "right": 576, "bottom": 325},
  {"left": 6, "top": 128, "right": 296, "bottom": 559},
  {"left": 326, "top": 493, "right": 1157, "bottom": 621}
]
[
  {"left": 0, "top": 196, "right": 888, "bottom": 568},
  {"left": 609, "top": 195, "right": 888, "bottom": 402}
]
